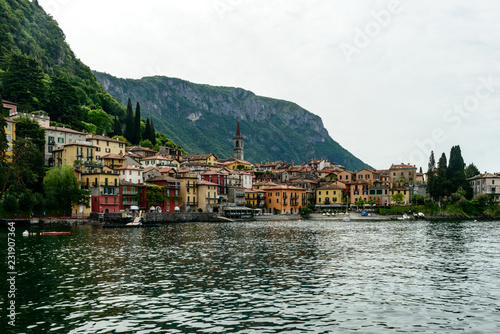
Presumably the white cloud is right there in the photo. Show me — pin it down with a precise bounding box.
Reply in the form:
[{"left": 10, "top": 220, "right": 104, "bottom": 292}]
[{"left": 39, "top": 0, "right": 500, "bottom": 171}]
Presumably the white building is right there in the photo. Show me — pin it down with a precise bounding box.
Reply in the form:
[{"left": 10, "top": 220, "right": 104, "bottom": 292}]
[
  {"left": 469, "top": 172, "right": 500, "bottom": 204},
  {"left": 116, "top": 165, "right": 143, "bottom": 184}
]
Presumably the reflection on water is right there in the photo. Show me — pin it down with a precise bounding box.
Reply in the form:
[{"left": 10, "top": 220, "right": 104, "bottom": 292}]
[{"left": 1, "top": 220, "right": 500, "bottom": 333}]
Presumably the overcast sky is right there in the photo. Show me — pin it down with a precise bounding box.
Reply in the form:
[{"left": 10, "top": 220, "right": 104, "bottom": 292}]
[{"left": 38, "top": 0, "right": 500, "bottom": 172}]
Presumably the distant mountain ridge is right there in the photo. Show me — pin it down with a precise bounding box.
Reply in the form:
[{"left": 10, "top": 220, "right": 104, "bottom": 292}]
[{"left": 94, "top": 72, "right": 368, "bottom": 170}]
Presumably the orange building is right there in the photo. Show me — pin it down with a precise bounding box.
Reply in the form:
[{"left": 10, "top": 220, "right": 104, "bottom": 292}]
[{"left": 266, "top": 184, "right": 307, "bottom": 214}]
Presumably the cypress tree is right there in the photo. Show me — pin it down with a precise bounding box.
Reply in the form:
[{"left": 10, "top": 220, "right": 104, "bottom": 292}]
[
  {"left": 144, "top": 118, "right": 151, "bottom": 143},
  {"left": 124, "top": 98, "right": 134, "bottom": 143},
  {"left": 436, "top": 152, "right": 451, "bottom": 197},
  {"left": 134, "top": 102, "right": 141, "bottom": 145},
  {"left": 150, "top": 118, "right": 156, "bottom": 145},
  {"left": 113, "top": 116, "right": 122, "bottom": 136},
  {"left": 426, "top": 151, "right": 437, "bottom": 199},
  {"left": 448, "top": 145, "right": 472, "bottom": 198}
]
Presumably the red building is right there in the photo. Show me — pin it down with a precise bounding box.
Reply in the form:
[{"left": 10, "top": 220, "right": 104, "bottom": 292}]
[
  {"left": 120, "top": 181, "right": 143, "bottom": 212},
  {"left": 201, "top": 170, "right": 227, "bottom": 197},
  {"left": 143, "top": 175, "right": 181, "bottom": 212}
]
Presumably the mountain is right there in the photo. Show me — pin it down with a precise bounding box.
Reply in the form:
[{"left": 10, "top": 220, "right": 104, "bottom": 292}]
[
  {"left": 95, "top": 72, "right": 368, "bottom": 170},
  {"left": 0, "top": 0, "right": 368, "bottom": 170},
  {"left": 0, "top": 0, "right": 124, "bottom": 120}
]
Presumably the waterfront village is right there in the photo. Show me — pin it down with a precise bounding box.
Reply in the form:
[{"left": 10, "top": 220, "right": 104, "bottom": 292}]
[{"left": 3, "top": 99, "right": 500, "bottom": 219}]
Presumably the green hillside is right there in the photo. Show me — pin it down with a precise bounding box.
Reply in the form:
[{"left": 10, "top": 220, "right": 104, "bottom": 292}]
[
  {"left": 96, "top": 73, "right": 368, "bottom": 169},
  {"left": 0, "top": 0, "right": 124, "bottom": 125}
]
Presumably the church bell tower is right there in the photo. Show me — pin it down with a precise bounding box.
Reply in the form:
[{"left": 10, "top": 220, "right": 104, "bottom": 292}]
[{"left": 233, "top": 122, "right": 244, "bottom": 160}]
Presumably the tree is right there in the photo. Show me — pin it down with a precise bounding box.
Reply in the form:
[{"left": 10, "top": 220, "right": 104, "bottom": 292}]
[
  {"left": 144, "top": 118, "right": 152, "bottom": 143},
  {"left": 86, "top": 107, "right": 113, "bottom": 135},
  {"left": 112, "top": 116, "right": 123, "bottom": 137},
  {"left": 435, "top": 152, "right": 450, "bottom": 197},
  {"left": 133, "top": 102, "right": 141, "bottom": 145},
  {"left": 426, "top": 151, "right": 437, "bottom": 199},
  {"left": 124, "top": 98, "right": 134, "bottom": 143},
  {"left": 447, "top": 145, "right": 472, "bottom": 198},
  {"left": 1, "top": 52, "right": 47, "bottom": 112},
  {"left": 150, "top": 118, "right": 156, "bottom": 145},
  {"left": 46, "top": 75, "right": 82, "bottom": 128},
  {"left": 43, "top": 164, "right": 89, "bottom": 214},
  {"left": 10, "top": 138, "right": 45, "bottom": 190},
  {"left": 145, "top": 184, "right": 168, "bottom": 208},
  {"left": 391, "top": 192, "right": 404, "bottom": 205},
  {"left": 14, "top": 116, "right": 45, "bottom": 153},
  {"left": 140, "top": 139, "right": 153, "bottom": 149},
  {"left": 465, "top": 163, "right": 480, "bottom": 179}
]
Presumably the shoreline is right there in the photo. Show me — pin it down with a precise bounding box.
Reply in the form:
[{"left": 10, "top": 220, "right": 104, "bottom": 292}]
[{"left": 2, "top": 212, "right": 499, "bottom": 227}]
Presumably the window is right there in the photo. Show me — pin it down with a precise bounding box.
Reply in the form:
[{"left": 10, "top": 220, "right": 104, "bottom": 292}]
[
  {"left": 105, "top": 148, "right": 110, "bottom": 153},
  {"left": 58, "top": 137, "right": 64, "bottom": 143}
]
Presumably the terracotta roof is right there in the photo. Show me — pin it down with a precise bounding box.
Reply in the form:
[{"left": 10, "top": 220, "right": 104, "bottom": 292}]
[
  {"left": 120, "top": 180, "right": 144, "bottom": 186},
  {"left": 100, "top": 153, "right": 125, "bottom": 160},
  {"left": 198, "top": 180, "right": 219, "bottom": 186},
  {"left": 142, "top": 167, "right": 158, "bottom": 173},
  {"left": 87, "top": 135, "right": 126, "bottom": 144},
  {"left": 62, "top": 141, "right": 97, "bottom": 148},
  {"left": 142, "top": 154, "right": 169, "bottom": 161},
  {"left": 127, "top": 146, "right": 157, "bottom": 153},
  {"left": 390, "top": 163, "right": 417, "bottom": 170},
  {"left": 115, "top": 165, "right": 143, "bottom": 171},
  {"left": 184, "top": 153, "right": 219, "bottom": 160},
  {"left": 147, "top": 175, "right": 179, "bottom": 183},
  {"left": 158, "top": 167, "right": 176, "bottom": 173},
  {"left": 43, "top": 125, "right": 86, "bottom": 135},
  {"left": 267, "top": 184, "right": 305, "bottom": 191},
  {"left": 317, "top": 181, "right": 346, "bottom": 190}
]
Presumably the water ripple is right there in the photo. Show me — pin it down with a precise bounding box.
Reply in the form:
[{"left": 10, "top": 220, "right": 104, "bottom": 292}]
[{"left": 2, "top": 221, "right": 500, "bottom": 333}]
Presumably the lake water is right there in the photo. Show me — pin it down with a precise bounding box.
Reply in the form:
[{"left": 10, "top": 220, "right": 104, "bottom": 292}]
[{"left": 2, "top": 220, "right": 500, "bottom": 333}]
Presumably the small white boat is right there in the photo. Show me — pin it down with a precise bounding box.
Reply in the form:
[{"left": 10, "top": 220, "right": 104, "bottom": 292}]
[{"left": 398, "top": 213, "right": 411, "bottom": 220}]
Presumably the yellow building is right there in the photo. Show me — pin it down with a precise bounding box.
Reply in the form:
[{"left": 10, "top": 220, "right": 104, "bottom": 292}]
[
  {"left": 389, "top": 181, "right": 410, "bottom": 205},
  {"left": 197, "top": 180, "right": 218, "bottom": 212},
  {"left": 100, "top": 153, "right": 125, "bottom": 169},
  {"left": 176, "top": 169, "right": 199, "bottom": 212},
  {"left": 72, "top": 169, "right": 92, "bottom": 217},
  {"left": 389, "top": 163, "right": 418, "bottom": 184},
  {"left": 184, "top": 153, "right": 219, "bottom": 166},
  {"left": 4, "top": 118, "right": 16, "bottom": 163},
  {"left": 316, "top": 181, "right": 346, "bottom": 207},
  {"left": 218, "top": 157, "right": 252, "bottom": 170},
  {"left": 86, "top": 135, "right": 127, "bottom": 159},
  {"left": 81, "top": 165, "right": 121, "bottom": 213},
  {"left": 245, "top": 188, "right": 266, "bottom": 208},
  {"left": 52, "top": 141, "right": 97, "bottom": 167},
  {"left": 266, "top": 184, "right": 307, "bottom": 214}
]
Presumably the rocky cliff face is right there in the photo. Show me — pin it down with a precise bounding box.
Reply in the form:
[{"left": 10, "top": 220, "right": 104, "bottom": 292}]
[{"left": 95, "top": 72, "right": 367, "bottom": 170}]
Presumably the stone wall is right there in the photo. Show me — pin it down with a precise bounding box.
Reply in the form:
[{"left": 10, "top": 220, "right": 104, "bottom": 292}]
[{"left": 143, "top": 212, "right": 222, "bottom": 223}]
